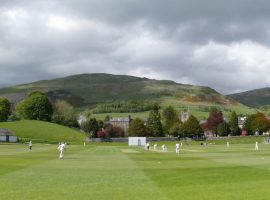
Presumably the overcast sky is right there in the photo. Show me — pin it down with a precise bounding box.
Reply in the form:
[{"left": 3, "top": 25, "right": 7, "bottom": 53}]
[{"left": 0, "top": 0, "right": 270, "bottom": 94}]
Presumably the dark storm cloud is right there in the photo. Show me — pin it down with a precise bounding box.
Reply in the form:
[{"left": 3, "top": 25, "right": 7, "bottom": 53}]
[{"left": 0, "top": 0, "right": 270, "bottom": 93}]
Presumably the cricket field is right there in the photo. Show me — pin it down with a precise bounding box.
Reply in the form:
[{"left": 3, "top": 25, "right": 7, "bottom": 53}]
[{"left": 1, "top": 142, "right": 270, "bottom": 200}]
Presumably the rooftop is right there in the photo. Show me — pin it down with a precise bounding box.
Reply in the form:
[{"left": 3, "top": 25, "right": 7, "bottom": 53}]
[
  {"left": 0, "top": 128, "right": 15, "bottom": 136},
  {"left": 110, "top": 118, "right": 131, "bottom": 122}
]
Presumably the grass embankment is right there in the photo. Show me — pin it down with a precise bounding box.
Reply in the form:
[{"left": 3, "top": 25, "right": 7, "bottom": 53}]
[
  {"left": 0, "top": 120, "right": 86, "bottom": 144},
  {"left": 1, "top": 142, "right": 270, "bottom": 199}
]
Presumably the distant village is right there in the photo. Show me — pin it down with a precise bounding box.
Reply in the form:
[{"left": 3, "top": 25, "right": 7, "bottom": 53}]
[{"left": 77, "top": 111, "right": 270, "bottom": 139}]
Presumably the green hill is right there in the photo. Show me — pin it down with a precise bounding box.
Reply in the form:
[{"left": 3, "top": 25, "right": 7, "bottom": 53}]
[
  {"left": 0, "top": 120, "right": 86, "bottom": 144},
  {"left": 228, "top": 87, "right": 270, "bottom": 108},
  {"left": 0, "top": 73, "right": 255, "bottom": 118},
  {"left": 0, "top": 73, "right": 237, "bottom": 106}
]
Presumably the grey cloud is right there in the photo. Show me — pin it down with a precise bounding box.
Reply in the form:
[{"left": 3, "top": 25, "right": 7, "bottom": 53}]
[{"left": 0, "top": 0, "right": 270, "bottom": 93}]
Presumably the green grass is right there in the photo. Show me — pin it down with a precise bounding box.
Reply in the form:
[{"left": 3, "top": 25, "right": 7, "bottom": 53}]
[
  {"left": 160, "top": 98, "right": 257, "bottom": 120},
  {"left": 1, "top": 142, "right": 270, "bottom": 199},
  {"left": 206, "top": 136, "right": 265, "bottom": 144},
  {"left": 92, "top": 111, "right": 150, "bottom": 120},
  {"left": 0, "top": 120, "right": 86, "bottom": 144},
  {"left": 90, "top": 102, "right": 256, "bottom": 121}
]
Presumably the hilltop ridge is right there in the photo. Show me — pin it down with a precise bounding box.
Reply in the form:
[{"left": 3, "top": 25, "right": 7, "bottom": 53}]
[{"left": 0, "top": 73, "right": 236, "bottom": 108}]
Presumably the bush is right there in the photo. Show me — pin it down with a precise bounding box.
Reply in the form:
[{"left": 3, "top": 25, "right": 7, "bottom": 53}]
[
  {"left": 81, "top": 118, "right": 99, "bottom": 137},
  {"left": 104, "top": 124, "right": 125, "bottom": 138},
  {"left": 97, "top": 130, "right": 107, "bottom": 138},
  {"left": 8, "top": 113, "right": 21, "bottom": 121}
]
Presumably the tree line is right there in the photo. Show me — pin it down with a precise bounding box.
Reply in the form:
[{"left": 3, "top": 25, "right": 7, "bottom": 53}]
[
  {"left": 0, "top": 91, "right": 78, "bottom": 127},
  {"left": 128, "top": 105, "right": 203, "bottom": 138},
  {"left": 92, "top": 101, "right": 154, "bottom": 113},
  {"left": 128, "top": 106, "right": 270, "bottom": 138},
  {"left": 1, "top": 91, "right": 270, "bottom": 139}
]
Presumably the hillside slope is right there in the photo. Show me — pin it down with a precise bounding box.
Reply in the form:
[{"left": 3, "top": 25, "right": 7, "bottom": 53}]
[
  {"left": 228, "top": 87, "right": 270, "bottom": 108},
  {"left": 0, "top": 120, "right": 85, "bottom": 143},
  {"left": 0, "top": 73, "right": 237, "bottom": 108}
]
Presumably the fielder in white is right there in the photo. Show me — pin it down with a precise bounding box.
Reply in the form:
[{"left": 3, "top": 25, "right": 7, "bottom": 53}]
[
  {"left": 58, "top": 142, "right": 66, "bottom": 159},
  {"left": 175, "top": 143, "right": 180, "bottom": 154},
  {"left": 146, "top": 142, "right": 150, "bottom": 150},
  {"left": 29, "top": 140, "right": 32, "bottom": 150},
  {"left": 162, "top": 144, "right": 165, "bottom": 152},
  {"left": 255, "top": 141, "right": 259, "bottom": 151},
  {"left": 154, "top": 144, "right": 157, "bottom": 150},
  {"left": 227, "top": 141, "right": 230, "bottom": 148}
]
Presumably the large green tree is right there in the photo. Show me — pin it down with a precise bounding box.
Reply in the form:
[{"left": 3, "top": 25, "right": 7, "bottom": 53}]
[
  {"left": 0, "top": 98, "right": 10, "bottom": 122},
  {"left": 162, "top": 106, "right": 178, "bottom": 134},
  {"left": 52, "top": 100, "right": 78, "bottom": 127},
  {"left": 81, "top": 118, "right": 99, "bottom": 137},
  {"left": 229, "top": 112, "right": 240, "bottom": 136},
  {"left": 169, "top": 120, "right": 182, "bottom": 137},
  {"left": 147, "top": 104, "right": 163, "bottom": 137},
  {"left": 243, "top": 113, "right": 270, "bottom": 135},
  {"left": 243, "top": 114, "right": 256, "bottom": 135},
  {"left": 128, "top": 118, "right": 147, "bottom": 136},
  {"left": 251, "top": 113, "right": 270, "bottom": 134},
  {"left": 217, "top": 121, "right": 231, "bottom": 136},
  {"left": 179, "top": 115, "right": 202, "bottom": 137},
  {"left": 16, "top": 91, "right": 53, "bottom": 121}
]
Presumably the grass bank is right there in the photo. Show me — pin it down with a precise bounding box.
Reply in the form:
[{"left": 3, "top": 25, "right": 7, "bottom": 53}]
[{"left": 0, "top": 120, "right": 86, "bottom": 144}]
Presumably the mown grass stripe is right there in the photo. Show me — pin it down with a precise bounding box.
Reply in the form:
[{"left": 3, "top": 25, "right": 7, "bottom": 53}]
[{"left": 0, "top": 145, "right": 168, "bottom": 200}]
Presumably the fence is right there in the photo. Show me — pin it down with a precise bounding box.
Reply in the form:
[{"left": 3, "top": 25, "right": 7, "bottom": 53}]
[{"left": 86, "top": 137, "right": 179, "bottom": 143}]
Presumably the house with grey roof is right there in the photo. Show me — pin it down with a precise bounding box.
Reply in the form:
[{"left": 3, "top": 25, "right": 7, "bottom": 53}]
[
  {"left": 0, "top": 128, "right": 18, "bottom": 142},
  {"left": 108, "top": 116, "right": 132, "bottom": 132}
]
